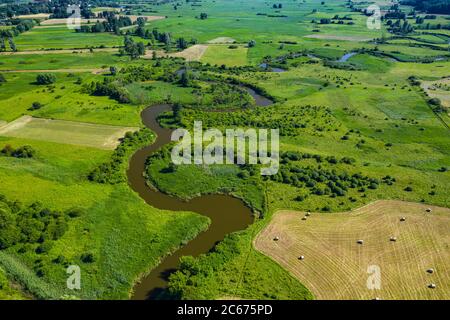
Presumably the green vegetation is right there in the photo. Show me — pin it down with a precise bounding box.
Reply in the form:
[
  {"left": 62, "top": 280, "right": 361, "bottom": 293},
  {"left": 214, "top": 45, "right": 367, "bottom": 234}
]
[
  {"left": 89, "top": 129, "right": 153, "bottom": 184},
  {"left": 0, "top": 0, "right": 449, "bottom": 301}
]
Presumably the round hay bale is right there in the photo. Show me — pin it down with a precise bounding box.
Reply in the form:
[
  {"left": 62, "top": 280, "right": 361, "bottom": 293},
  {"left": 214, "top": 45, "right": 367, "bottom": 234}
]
[
  {"left": 400, "top": 217, "right": 406, "bottom": 222},
  {"left": 427, "top": 268, "right": 434, "bottom": 274},
  {"left": 390, "top": 236, "right": 397, "bottom": 242},
  {"left": 357, "top": 239, "right": 364, "bottom": 245},
  {"left": 302, "top": 216, "right": 307, "bottom": 221},
  {"left": 298, "top": 255, "right": 305, "bottom": 260},
  {"left": 273, "top": 236, "right": 280, "bottom": 241},
  {"left": 305, "top": 212, "right": 311, "bottom": 217},
  {"left": 428, "top": 283, "right": 436, "bottom": 289},
  {"left": 426, "top": 208, "right": 432, "bottom": 213}
]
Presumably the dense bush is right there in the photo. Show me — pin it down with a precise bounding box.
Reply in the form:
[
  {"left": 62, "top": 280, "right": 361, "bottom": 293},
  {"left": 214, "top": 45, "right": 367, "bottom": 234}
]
[
  {"left": 1, "top": 144, "right": 35, "bottom": 158},
  {"left": 0, "top": 195, "right": 77, "bottom": 250},
  {"left": 36, "top": 73, "right": 56, "bottom": 85},
  {"left": 88, "top": 129, "right": 154, "bottom": 184}
]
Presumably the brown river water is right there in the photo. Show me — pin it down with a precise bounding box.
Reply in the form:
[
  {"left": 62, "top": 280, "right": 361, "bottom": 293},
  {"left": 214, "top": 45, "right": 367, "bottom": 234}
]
[{"left": 128, "top": 89, "right": 272, "bottom": 300}]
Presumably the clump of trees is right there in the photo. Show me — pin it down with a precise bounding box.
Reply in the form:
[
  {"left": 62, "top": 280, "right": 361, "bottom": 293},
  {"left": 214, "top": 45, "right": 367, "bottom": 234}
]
[
  {"left": 0, "top": 194, "right": 77, "bottom": 251},
  {"left": 120, "top": 36, "right": 145, "bottom": 59},
  {"left": 88, "top": 129, "right": 154, "bottom": 184},
  {"left": 262, "top": 151, "right": 394, "bottom": 199},
  {"left": 36, "top": 73, "right": 56, "bottom": 85},
  {"left": 1, "top": 144, "right": 35, "bottom": 158}
]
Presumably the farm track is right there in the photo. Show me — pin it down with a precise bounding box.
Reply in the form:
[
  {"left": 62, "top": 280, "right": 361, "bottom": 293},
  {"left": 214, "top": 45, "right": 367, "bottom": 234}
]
[{"left": 255, "top": 200, "right": 450, "bottom": 300}]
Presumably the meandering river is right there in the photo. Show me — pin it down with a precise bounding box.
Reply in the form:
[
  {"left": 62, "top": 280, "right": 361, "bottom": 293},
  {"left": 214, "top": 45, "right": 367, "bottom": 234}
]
[{"left": 128, "top": 88, "right": 272, "bottom": 300}]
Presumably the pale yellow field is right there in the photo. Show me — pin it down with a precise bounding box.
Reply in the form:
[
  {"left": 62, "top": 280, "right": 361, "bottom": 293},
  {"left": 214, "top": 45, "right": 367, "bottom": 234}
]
[
  {"left": 0, "top": 116, "right": 138, "bottom": 150},
  {"left": 40, "top": 18, "right": 106, "bottom": 26},
  {"left": 421, "top": 77, "right": 450, "bottom": 109},
  {"left": 255, "top": 200, "right": 450, "bottom": 300},
  {"left": 16, "top": 13, "right": 50, "bottom": 19},
  {"left": 207, "top": 37, "right": 236, "bottom": 44},
  {"left": 169, "top": 44, "right": 209, "bottom": 61}
]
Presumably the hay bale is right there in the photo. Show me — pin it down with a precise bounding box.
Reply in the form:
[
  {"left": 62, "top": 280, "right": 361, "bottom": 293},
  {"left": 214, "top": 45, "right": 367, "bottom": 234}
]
[
  {"left": 427, "top": 268, "right": 434, "bottom": 274},
  {"left": 298, "top": 255, "right": 305, "bottom": 260},
  {"left": 400, "top": 217, "right": 406, "bottom": 222},
  {"left": 390, "top": 236, "right": 397, "bottom": 242},
  {"left": 302, "top": 216, "right": 307, "bottom": 221},
  {"left": 305, "top": 212, "right": 311, "bottom": 217},
  {"left": 357, "top": 239, "right": 364, "bottom": 245},
  {"left": 426, "top": 208, "right": 432, "bottom": 213},
  {"left": 428, "top": 283, "right": 436, "bottom": 289},
  {"left": 273, "top": 236, "right": 280, "bottom": 241}
]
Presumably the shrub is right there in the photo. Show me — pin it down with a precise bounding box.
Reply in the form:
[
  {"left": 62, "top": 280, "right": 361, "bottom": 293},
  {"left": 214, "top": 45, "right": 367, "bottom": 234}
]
[
  {"left": 29, "top": 101, "right": 43, "bottom": 110},
  {"left": 36, "top": 73, "right": 56, "bottom": 85},
  {"left": 80, "top": 252, "right": 95, "bottom": 263}
]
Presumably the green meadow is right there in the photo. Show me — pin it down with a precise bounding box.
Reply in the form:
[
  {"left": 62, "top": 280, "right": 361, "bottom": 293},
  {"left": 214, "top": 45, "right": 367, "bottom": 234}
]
[{"left": 0, "top": 0, "right": 448, "bottom": 301}]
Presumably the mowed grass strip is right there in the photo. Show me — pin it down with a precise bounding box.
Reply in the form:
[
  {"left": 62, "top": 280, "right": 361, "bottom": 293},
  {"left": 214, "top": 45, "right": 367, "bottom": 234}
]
[
  {"left": 0, "top": 116, "right": 138, "bottom": 150},
  {"left": 255, "top": 200, "right": 450, "bottom": 300}
]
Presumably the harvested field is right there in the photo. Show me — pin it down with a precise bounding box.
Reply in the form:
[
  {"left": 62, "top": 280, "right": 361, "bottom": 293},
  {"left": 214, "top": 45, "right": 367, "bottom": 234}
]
[
  {"left": 169, "top": 45, "right": 209, "bottom": 61},
  {"left": 0, "top": 116, "right": 138, "bottom": 150},
  {"left": 207, "top": 37, "right": 236, "bottom": 44},
  {"left": 255, "top": 200, "right": 450, "bottom": 300},
  {"left": 16, "top": 13, "right": 51, "bottom": 19},
  {"left": 40, "top": 18, "right": 106, "bottom": 26}
]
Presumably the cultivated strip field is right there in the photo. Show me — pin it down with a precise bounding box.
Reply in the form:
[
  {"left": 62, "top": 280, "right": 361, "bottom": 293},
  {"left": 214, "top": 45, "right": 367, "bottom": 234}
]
[
  {"left": 40, "top": 18, "right": 106, "bottom": 26},
  {"left": 255, "top": 201, "right": 450, "bottom": 300},
  {"left": 169, "top": 44, "right": 209, "bottom": 61},
  {"left": 16, "top": 13, "right": 51, "bottom": 19},
  {"left": 0, "top": 116, "right": 138, "bottom": 149},
  {"left": 207, "top": 37, "right": 236, "bottom": 44}
]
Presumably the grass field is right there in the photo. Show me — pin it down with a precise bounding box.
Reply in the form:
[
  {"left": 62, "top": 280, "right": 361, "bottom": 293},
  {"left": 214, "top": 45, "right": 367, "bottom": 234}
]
[
  {"left": 0, "top": 116, "right": 138, "bottom": 150},
  {"left": 14, "top": 27, "right": 123, "bottom": 50},
  {"left": 0, "top": 0, "right": 448, "bottom": 301},
  {"left": 0, "top": 72, "right": 142, "bottom": 126},
  {"left": 255, "top": 200, "right": 450, "bottom": 300},
  {"left": 201, "top": 45, "right": 248, "bottom": 67}
]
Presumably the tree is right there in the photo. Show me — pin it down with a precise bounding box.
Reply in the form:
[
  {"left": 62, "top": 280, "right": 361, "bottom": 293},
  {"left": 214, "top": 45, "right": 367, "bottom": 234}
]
[
  {"left": 110, "top": 66, "right": 118, "bottom": 76},
  {"left": 179, "top": 71, "right": 190, "bottom": 87},
  {"left": 29, "top": 101, "right": 43, "bottom": 110},
  {"left": 13, "top": 145, "right": 36, "bottom": 158},
  {"left": 0, "top": 37, "right": 5, "bottom": 52},
  {"left": 176, "top": 37, "right": 188, "bottom": 50},
  {"left": 0, "top": 204, "right": 19, "bottom": 249},
  {"left": 36, "top": 73, "right": 56, "bottom": 85},
  {"left": 248, "top": 40, "right": 256, "bottom": 48},
  {"left": 200, "top": 13, "right": 208, "bottom": 20},
  {"left": 137, "top": 42, "right": 146, "bottom": 56},
  {"left": 0, "top": 73, "right": 6, "bottom": 83},
  {"left": 8, "top": 37, "right": 16, "bottom": 52}
]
